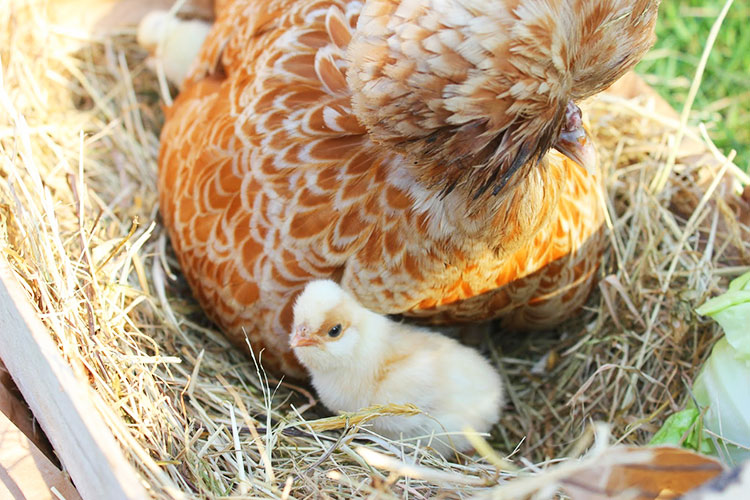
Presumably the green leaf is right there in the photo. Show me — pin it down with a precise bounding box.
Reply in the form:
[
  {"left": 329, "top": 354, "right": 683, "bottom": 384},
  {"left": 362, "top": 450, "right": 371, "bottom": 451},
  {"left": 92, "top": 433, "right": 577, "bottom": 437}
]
[
  {"left": 649, "top": 408, "right": 699, "bottom": 446},
  {"left": 649, "top": 408, "right": 713, "bottom": 454},
  {"left": 695, "top": 271, "right": 750, "bottom": 358}
]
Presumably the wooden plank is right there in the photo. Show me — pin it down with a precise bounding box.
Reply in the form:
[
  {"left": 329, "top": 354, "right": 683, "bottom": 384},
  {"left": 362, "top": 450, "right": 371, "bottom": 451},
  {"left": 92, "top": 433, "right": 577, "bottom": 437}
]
[
  {"left": 0, "top": 410, "right": 82, "bottom": 500},
  {"left": 0, "top": 259, "right": 148, "bottom": 500},
  {"left": 0, "top": 359, "right": 56, "bottom": 461},
  {"left": 0, "top": 361, "right": 38, "bottom": 448}
]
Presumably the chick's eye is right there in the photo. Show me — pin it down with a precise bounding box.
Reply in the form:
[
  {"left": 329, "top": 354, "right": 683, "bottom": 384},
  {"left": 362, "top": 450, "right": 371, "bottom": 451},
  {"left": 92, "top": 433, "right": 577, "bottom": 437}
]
[{"left": 327, "top": 324, "right": 342, "bottom": 338}]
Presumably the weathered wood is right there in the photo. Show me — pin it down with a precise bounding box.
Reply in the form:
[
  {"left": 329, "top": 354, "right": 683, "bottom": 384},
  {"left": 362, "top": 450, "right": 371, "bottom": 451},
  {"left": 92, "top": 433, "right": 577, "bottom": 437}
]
[
  {"left": 0, "top": 409, "right": 82, "bottom": 500},
  {"left": 0, "top": 359, "right": 56, "bottom": 462},
  {"left": 0, "top": 260, "right": 148, "bottom": 500}
]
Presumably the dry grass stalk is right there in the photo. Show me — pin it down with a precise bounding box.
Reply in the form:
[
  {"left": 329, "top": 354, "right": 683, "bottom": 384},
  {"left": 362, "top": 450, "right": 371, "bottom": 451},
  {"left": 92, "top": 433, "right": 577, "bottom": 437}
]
[{"left": 0, "top": 2, "right": 747, "bottom": 498}]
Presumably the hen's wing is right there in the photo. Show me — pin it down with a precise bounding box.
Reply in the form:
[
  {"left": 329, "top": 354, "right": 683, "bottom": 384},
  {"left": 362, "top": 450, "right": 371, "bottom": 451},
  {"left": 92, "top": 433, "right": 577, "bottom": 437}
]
[{"left": 160, "top": 0, "right": 393, "bottom": 374}]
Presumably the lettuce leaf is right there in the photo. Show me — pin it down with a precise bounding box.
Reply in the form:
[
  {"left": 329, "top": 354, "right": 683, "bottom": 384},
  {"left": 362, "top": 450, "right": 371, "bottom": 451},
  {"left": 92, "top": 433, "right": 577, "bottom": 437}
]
[
  {"left": 651, "top": 270, "right": 750, "bottom": 465},
  {"left": 695, "top": 272, "right": 750, "bottom": 359}
]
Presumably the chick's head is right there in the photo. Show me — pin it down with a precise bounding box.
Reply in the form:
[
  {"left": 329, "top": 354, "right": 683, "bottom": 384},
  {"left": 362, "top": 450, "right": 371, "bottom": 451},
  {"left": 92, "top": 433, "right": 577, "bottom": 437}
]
[{"left": 290, "top": 280, "right": 363, "bottom": 370}]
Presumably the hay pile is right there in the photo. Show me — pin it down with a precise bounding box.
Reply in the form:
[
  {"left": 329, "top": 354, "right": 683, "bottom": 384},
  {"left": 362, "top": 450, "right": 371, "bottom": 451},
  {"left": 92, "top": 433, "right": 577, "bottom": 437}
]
[{"left": 1, "top": 2, "right": 748, "bottom": 498}]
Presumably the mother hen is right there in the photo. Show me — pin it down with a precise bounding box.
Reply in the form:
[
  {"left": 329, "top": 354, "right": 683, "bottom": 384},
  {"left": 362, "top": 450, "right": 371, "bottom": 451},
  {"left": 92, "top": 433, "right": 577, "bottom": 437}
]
[{"left": 155, "top": 0, "right": 660, "bottom": 376}]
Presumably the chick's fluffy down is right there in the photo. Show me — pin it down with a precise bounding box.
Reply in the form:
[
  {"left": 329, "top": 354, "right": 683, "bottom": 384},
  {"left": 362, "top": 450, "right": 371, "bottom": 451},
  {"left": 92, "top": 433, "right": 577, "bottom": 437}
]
[{"left": 373, "top": 328, "right": 504, "bottom": 453}]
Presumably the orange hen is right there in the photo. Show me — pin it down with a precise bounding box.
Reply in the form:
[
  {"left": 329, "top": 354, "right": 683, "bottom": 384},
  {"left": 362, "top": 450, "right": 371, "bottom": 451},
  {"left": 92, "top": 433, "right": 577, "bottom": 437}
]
[{"left": 156, "top": 0, "right": 660, "bottom": 376}]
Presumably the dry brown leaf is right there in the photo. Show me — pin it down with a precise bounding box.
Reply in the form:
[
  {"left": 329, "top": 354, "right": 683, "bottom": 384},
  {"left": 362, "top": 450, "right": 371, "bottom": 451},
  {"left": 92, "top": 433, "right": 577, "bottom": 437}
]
[
  {"left": 561, "top": 446, "right": 724, "bottom": 500},
  {"left": 605, "top": 72, "right": 680, "bottom": 121},
  {"left": 681, "top": 459, "right": 750, "bottom": 500}
]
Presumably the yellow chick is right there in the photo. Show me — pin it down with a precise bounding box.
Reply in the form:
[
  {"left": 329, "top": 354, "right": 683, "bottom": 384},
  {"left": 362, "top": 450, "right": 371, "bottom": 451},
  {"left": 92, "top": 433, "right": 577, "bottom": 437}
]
[
  {"left": 137, "top": 11, "right": 211, "bottom": 89},
  {"left": 290, "top": 280, "right": 504, "bottom": 456}
]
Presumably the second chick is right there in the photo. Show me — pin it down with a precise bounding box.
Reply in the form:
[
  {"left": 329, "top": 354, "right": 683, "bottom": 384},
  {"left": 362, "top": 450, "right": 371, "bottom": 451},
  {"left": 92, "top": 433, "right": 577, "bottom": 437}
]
[{"left": 290, "top": 279, "right": 504, "bottom": 456}]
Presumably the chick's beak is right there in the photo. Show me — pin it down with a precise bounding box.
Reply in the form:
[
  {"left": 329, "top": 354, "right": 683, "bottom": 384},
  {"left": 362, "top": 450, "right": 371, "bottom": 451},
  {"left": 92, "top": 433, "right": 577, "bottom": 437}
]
[
  {"left": 290, "top": 325, "right": 317, "bottom": 348},
  {"left": 553, "top": 102, "right": 597, "bottom": 174}
]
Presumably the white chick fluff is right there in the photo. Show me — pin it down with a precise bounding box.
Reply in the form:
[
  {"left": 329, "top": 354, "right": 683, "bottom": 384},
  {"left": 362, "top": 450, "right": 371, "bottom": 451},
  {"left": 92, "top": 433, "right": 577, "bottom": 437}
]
[
  {"left": 290, "top": 279, "right": 504, "bottom": 456},
  {"left": 137, "top": 11, "right": 211, "bottom": 89}
]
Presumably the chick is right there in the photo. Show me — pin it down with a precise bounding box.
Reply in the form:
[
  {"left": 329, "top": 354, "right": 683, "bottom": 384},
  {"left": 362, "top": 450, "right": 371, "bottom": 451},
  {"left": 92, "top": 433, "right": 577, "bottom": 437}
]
[
  {"left": 137, "top": 11, "right": 211, "bottom": 89},
  {"left": 290, "top": 280, "right": 504, "bottom": 456}
]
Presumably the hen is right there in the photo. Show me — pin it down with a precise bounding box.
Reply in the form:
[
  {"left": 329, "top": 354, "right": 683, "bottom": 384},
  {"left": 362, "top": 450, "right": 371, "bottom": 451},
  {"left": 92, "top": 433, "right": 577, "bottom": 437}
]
[
  {"left": 154, "top": 0, "right": 660, "bottom": 376},
  {"left": 290, "top": 279, "right": 503, "bottom": 456}
]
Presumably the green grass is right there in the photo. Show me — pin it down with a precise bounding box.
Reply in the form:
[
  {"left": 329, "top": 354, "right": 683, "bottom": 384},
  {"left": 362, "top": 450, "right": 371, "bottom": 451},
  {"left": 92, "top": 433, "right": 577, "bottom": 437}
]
[{"left": 636, "top": 0, "right": 750, "bottom": 170}]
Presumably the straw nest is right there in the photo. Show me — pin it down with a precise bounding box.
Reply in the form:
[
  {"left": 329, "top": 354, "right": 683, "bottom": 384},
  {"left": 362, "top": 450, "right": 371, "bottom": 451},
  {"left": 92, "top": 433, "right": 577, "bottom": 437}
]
[{"left": 1, "top": 2, "right": 748, "bottom": 499}]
